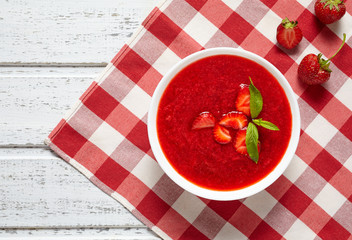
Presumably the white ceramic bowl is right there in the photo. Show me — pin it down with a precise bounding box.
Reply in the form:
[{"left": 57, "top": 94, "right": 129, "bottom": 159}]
[{"left": 148, "top": 47, "right": 300, "bottom": 201}]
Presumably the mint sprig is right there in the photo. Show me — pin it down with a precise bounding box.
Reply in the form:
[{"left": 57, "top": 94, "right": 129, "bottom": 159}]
[
  {"left": 249, "top": 77, "right": 263, "bottom": 119},
  {"left": 246, "top": 77, "right": 280, "bottom": 163},
  {"left": 253, "top": 118, "right": 280, "bottom": 131},
  {"left": 246, "top": 122, "right": 259, "bottom": 163}
]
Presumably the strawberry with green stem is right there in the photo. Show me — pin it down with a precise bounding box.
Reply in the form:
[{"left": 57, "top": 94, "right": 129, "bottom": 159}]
[
  {"left": 298, "top": 33, "right": 346, "bottom": 85},
  {"left": 315, "top": 0, "right": 346, "bottom": 24}
]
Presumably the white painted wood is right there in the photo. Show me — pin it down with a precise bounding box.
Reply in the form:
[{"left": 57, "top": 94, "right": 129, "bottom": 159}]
[
  {"left": 0, "top": 227, "right": 159, "bottom": 240},
  {"left": 1, "top": 0, "right": 164, "bottom": 238},
  {"left": 0, "top": 0, "right": 158, "bottom": 64},
  {"left": 0, "top": 67, "right": 104, "bottom": 77},
  {"left": 0, "top": 67, "right": 100, "bottom": 146},
  {"left": 0, "top": 148, "right": 144, "bottom": 228}
]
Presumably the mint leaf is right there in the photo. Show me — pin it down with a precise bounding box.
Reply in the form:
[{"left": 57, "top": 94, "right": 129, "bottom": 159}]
[
  {"left": 246, "top": 122, "right": 259, "bottom": 163},
  {"left": 253, "top": 118, "right": 280, "bottom": 131},
  {"left": 249, "top": 77, "right": 263, "bottom": 119}
]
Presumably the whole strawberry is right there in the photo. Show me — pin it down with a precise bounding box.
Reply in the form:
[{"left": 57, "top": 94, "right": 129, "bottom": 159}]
[
  {"left": 298, "top": 33, "right": 346, "bottom": 85},
  {"left": 315, "top": 0, "right": 346, "bottom": 24},
  {"left": 276, "top": 17, "right": 303, "bottom": 49}
]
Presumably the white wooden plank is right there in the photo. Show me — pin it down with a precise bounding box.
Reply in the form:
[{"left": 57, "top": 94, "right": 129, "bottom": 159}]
[
  {"left": 0, "top": 228, "right": 160, "bottom": 240},
  {"left": 0, "top": 0, "right": 158, "bottom": 64},
  {"left": 0, "top": 67, "right": 100, "bottom": 146},
  {"left": 0, "top": 148, "right": 144, "bottom": 228},
  {"left": 0, "top": 67, "right": 104, "bottom": 77},
  {"left": 0, "top": 148, "right": 57, "bottom": 159}
]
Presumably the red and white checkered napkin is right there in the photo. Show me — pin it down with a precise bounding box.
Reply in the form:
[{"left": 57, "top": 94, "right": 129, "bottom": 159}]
[{"left": 45, "top": 0, "right": 352, "bottom": 239}]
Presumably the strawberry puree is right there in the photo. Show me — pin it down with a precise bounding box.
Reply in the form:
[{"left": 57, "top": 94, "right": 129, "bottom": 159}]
[{"left": 157, "top": 55, "right": 292, "bottom": 191}]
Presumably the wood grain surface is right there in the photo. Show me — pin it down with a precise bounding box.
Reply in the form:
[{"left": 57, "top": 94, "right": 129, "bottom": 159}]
[{"left": 0, "top": 0, "right": 161, "bottom": 238}]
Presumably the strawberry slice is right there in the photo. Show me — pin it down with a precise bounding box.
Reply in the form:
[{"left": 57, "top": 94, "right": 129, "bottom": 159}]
[
  {"left": 233, "top": 129, "right": 248, "bottom": 155},
  {"left": 219, "top": 111, "right": 248, "bottom": 129},
  {"left": 191, "top": 112, "right": 216, "bottom": 130},
  {"left": 276, "top": 18, "right": 303, "bottom": 49},
  {"left": 235, "top": 84, "right": 250, "bottom": 117},
  {"left": 213, "top": 124, "right": 232, "bottom": 144},
  {"left": 233, "top": 129, "right": 260, "bottom": 156}
]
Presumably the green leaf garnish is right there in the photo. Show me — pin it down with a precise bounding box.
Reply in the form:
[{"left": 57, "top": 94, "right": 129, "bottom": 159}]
[
  {"left": 253, "top": 118, "right": 280, "bottom": 131},
  {"left": 246, "top": 122, "right": 259, "bottom": 163},
  {"left": 249, "top": 77, "right": 263, "bottom": 119}
]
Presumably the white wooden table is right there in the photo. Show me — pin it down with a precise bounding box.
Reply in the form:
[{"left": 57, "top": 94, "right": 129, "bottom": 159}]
[{"left": 0, "top": 0, "right": 162, "bottom": 239}]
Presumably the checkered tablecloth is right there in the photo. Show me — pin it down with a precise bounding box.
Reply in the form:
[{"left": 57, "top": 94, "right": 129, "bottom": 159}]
[{"left": 45, "top": 0, "right": 352, "bottom": 239}]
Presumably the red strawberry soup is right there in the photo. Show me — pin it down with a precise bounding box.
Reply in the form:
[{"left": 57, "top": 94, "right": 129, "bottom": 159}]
[{"left": 157, "top": 55, "right": 292, "bottom": 191}]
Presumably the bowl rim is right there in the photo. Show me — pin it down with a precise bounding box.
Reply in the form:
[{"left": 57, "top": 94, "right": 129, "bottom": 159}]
[{"left": 147, "top": 47, "right": 301, "bottom": 201}]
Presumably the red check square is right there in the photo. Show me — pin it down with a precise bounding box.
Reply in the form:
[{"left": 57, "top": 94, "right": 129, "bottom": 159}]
[
  {"left": 117, "top": 174, "right": 150, "bottom": 206},
  {"left": 320, "top": 97, "right": 352, "bottom": 129},
  {"left": 318, "top": 218, "right": 350, "bottom": 240},
  {"left": 199, "top": 0, "right": 233, "bottom": 28},
  {"left": 126, "top": 120, "right": 151, "bottom": 154},
  {"left": 74, "top": 141, "right": 108, "bottom": 174},
  {"left": 157, "top": 208, "right": 191, "bottom": 240},
  {"left": 82, "top": 85, "right": 119, "bottom": 120},
  {"left": 136, "top": 191, "right": 170, "bottom": 225},
  {"left": 241, "top": 28, "right": 273, "bottom": 57},
  {"left": 330, "top": 167, "right": 352, "bottom": 199},
  {"left": 310, "top": 149, "right": 342, "bottom": 181},
  {"left": 249, "top": 221, "right": 282, "bottom": 240},
  {"left": 51, "top": 123, "right": 88, "bottom": 158},
  {"left": 207, "top": 200, "right": 242, "bottom": 221},
  {"left": 312, "top": 28, "right": 343, "bottom": 60},
  {"left": 220, "top": 12, "right": 254, "bottom": 45},
  {"left": 229, "top": 205, "right": 262, "bottom": 237},
  {"left": 265, "top": 45, "right": 295, "bottom": 74},
  {"left": 169, "top": 30, "right": 203, "bottom": 58},
  {"left": 347, "top": 1, "right": 352, "bottom": 15},
  {"left": 297, "top": 9, "right": 324, "bottom": 42},
  {"left": 179, "top": 225, "right": 209, "bottom": 240},
  {"left": 266, "top": 176, "right": 293, "bottom": 200},
  {"left": 146, "top": 11, "right": 182, "bottom": 47},
  {"left": 279, "top": 185, "right": 312, "bottom": 217},
  {"left": 94, "top": 157, "right": 130, "bottom": 191},
  {"left": 260, "top": 0, "right": 278, "bottom": 8},
  {"left": 185, "top": 0, "right": 207, "bottom": 11},
  {"left": 300, "top": 201, "right": 331, "bottom": 233},
  {"left": 334, "top": 43, "right": 352, "bottom": 77},
  {"left": 296, "top": 132, "right": 323, "bottom": 165},
  {"left": 137, "top": 67, "right": 163, "bottom": 97},
  {"left": 271, "top": 0, "right": 305, "bottom": 19},
  {"left": 340, "top": 115, "right": 352, "bottom": 142},
  {"left": 105, "top": 104, "right": 140, "bottom": 136},
  {"left": 114, "top": 48, "right": 151, "bottom": 84}
]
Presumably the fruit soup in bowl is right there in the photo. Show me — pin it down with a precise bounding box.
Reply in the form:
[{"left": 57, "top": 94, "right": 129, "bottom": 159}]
[{"left": 148, "top": 47, "right": 300, "bottom": 201}]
